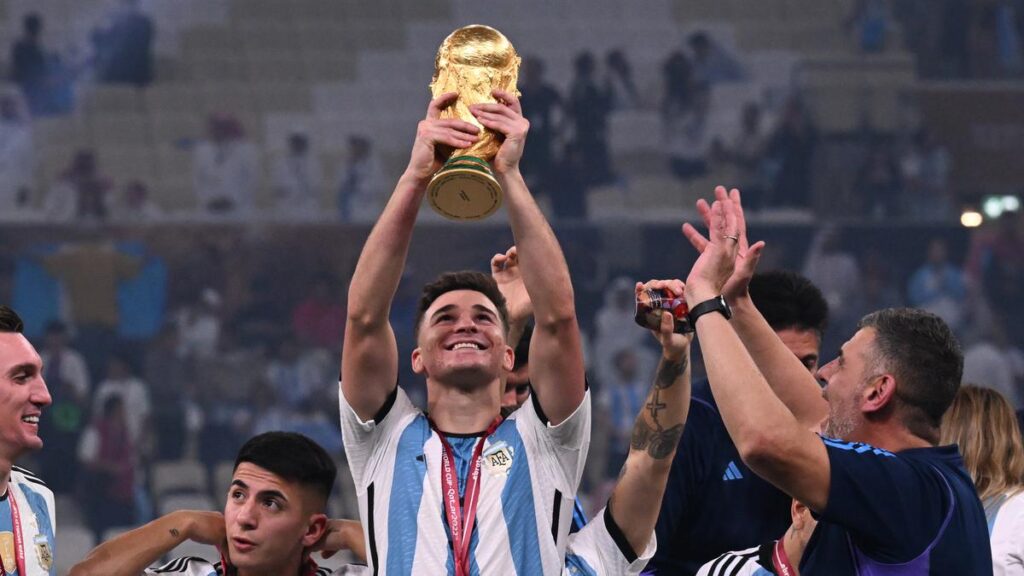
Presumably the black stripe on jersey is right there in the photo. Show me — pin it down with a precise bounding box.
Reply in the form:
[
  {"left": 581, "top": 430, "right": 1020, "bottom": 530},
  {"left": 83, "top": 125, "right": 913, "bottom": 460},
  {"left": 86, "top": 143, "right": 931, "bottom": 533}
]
[
  {"left": 705, "top": 548, "right": 759, "bottom": 576},
  {"left": 315, "top": 568, "right": 332, "bottom": 576},
  {"left": 551, "top": 490, "right": 562, "bottom": 543},
  {"left": 11, "top": 466, "right": 47, "bottom": 487},
  {"left": 151, "top": 556, "right": 208, "bottom": 573},
  {"left": 367, "top": 482, "right": 379, "bottom": 576}
]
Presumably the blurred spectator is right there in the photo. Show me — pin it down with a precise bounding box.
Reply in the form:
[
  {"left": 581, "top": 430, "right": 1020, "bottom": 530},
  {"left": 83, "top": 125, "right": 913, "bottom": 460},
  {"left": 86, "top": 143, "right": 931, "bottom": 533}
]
[
  {"left": 687, "top": 31, "right": 747, "bottom": 86},
  {"left": 142, "top": 326, "right": 190, "bottom": 460},
  {"left": 10, "top": 13, "right": 51, "bottom": 115},
  {"left": 110, "top": 180, "right": 163, "bottom": 223},
  {"left": 597, "top": 348, "right": 650, "bottom": 474},
  {"left": 846, "top": 0, "right": 891, "bottom": 52},
  {"left": 567, "top": 51, "right": 615, "bottom": 187},
  {"left": 92, "top": 354, "right": 151, "bottom": 447},
  {"left": 715, "top": 102, "right": 769, "bottom": 208},
  {"left": 667, "top": 84, "right": 712, "bottom": 180},
  {"left": 44, "top": 150, "right": 113, "bottom": 223},
  {"left": 193, "top": 114, "right": 259, "bottom": 217},
  {"left": 336, "top": 135, "right": 384, "bottom": 222},
  {"left": 967, "top": 214, "right": 1024, "bottom": 345},
  {"left": 963, "top": 320, "right": 1024, "bottom": 410},
  {"left": 764, "top": 97, "right": 817, "bottom": 208},
  {"left": 899, "top": 129, "right": 952, "bottom": 220},
  {"left": 519, "top": 57, "right": 562, "bottom": 191},
  {"left": 39, "top": 320, "right": 90, "bottom": 402},
  {"left": 661, "top": 50, "right": 695, "bottom": 123},
  {"left": 0, "top": 93, "right": 34, "bottom": 213},
  {"left": 37, "top": 320, "right": 90, "bottom": 494},
  {"left": 291, "top": 273, "right": 345, "bottom": 349},
  {"left": 802, "top": 228, "right": 862, "bottom": 330},
  {"left": 265, "top": 339, "right": 324, "bottom": 411},
  {"left": 91, "top": 0, "right": 154, "bottom": 87},
  {"left": 271, "top": 131, "right": 323, "bottom": 219},
  {"left": 907, "top": 237, "right": 967, "bottom": 333},
  {"left": 174, "top": 287, "right": 222, "bottom": 360},
  {"left": 78, "top": 394, "right": 138, "bottom": 538},
  {"left": 231, "top": 273, "right": 290, "bottom": 349},
  {"left": 855, "top": 140, "right": 901, "bottom": 218},
  {"left": 604, "top": 49, "right": 638, "bottom": 109},
  {"left": 592, "top": 276, "right": 657, "bottom": 387}
]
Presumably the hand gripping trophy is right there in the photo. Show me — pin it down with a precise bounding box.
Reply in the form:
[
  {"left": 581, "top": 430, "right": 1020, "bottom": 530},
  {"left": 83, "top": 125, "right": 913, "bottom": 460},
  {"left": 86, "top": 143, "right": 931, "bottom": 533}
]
[{"left": 426, "top": 25, "right": 520, "bottom": 221}]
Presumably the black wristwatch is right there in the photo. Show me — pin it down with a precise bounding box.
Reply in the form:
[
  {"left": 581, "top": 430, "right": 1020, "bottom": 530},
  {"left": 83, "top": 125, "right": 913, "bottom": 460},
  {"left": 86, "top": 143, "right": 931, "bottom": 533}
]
[{"left": 687, "top": 295, "right": 732, "bottom": 326}]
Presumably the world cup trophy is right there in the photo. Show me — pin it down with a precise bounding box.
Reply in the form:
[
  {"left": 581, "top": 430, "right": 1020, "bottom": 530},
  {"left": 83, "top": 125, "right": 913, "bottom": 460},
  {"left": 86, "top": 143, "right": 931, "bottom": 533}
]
[{"left": 426, "top": 25, "right": 521, "bottom": 221}]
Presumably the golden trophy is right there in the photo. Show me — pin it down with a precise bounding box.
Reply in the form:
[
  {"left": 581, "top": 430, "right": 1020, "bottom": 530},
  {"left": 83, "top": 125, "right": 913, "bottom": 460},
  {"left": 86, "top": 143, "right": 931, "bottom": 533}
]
[{"left": 427, "top": 25, "right": 520, "bottom": 221}]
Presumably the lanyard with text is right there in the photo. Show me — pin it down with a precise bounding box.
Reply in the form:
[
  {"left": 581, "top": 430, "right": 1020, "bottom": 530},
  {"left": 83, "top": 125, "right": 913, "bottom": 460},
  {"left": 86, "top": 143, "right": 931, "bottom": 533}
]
[
  {"left": 1, "top": 493, "right": 26, "bottom": 576},
  {"left": 772, "top": 539, "right": 796, "bottom": 576},
  {"left": 432, "top": 417, "right": 502, "bottom": 576}
]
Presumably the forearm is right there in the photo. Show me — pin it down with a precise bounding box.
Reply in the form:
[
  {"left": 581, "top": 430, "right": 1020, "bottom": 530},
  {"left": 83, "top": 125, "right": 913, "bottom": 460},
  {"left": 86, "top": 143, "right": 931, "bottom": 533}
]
[
  {"left": 346, "top": 173, "right": 426, "bottom": 323},
  {"left": 497, "top": 170, "right": 575, "bottom": 326},
  {"left": 730, "top": 296, "right": 827, "bottom": 427},
  {"left": 611, "top": 351, "right": 691, "bottom": 555},
  {"left": 69, "top": 511, "right": 195, "bottom": 576}
]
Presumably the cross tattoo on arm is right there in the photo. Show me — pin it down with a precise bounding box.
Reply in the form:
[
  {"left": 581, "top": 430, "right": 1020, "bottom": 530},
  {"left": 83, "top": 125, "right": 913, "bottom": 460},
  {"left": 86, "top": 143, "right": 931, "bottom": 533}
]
[{"left": 629, "top": 355, "right": 687, "bottom": 460}]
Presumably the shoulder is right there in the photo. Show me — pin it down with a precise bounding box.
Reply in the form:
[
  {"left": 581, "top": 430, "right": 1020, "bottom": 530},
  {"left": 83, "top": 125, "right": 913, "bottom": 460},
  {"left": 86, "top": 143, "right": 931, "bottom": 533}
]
[
  {"left": 147, "top": 557, "right": 219, "bottom": 575},
  {"left": 11, "top": 466, "right": 49, "bottom": 491}
]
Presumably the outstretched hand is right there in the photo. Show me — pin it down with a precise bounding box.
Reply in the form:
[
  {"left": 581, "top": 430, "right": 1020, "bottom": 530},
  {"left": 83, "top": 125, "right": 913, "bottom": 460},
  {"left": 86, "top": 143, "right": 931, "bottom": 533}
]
[
  {"left": 491, "top": 246, "right": 532, "bottom": 324},
  {"left": 636, "top": 280, "right": 693, "bottom": 360},
  {"left": 470, "top": 89, "right": 529, "bottom": 175},
  {"left": 404, "top": 92, "right": 481, "bottom": 184},
  {"left": 682, "top": 186, "right": 764, "bottom": 305}
]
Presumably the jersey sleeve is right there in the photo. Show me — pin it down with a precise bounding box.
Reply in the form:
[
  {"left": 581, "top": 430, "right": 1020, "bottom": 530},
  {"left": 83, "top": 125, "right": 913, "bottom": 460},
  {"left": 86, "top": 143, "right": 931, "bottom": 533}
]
[
  {"left": 563, "top": 506, "right": 655, "bottom": 575},
  {"left": 338, "top": 383, "right": 418, "bottom": 489},
  {"left": 515, "top": 388, "right": 591, "bottom": 490},
  {"left": 818, "top": 437, "right": 952, "bottom": 563}
]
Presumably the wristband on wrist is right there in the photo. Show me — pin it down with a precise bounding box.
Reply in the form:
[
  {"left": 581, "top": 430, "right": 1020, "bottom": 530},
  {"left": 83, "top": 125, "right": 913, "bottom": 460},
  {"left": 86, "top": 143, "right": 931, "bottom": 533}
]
[{"left": 687, "top": 295, "right": 732, "bottom": 326}]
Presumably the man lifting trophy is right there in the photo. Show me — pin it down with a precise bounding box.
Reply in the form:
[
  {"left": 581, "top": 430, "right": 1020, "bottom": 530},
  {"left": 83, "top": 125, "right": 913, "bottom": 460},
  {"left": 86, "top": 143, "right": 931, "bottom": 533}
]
[{"left": 427, "top": 24, "right": 521, "bottom": 221}]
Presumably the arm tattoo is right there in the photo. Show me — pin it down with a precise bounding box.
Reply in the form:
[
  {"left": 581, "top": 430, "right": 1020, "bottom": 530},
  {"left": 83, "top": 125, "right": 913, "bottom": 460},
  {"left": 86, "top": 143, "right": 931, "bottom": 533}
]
[
  {"left": 629, "top": 356, "right": 687, "bottom": 459},
  {"left": 170, "top": 528, "right": 180, "bottom": 538}
]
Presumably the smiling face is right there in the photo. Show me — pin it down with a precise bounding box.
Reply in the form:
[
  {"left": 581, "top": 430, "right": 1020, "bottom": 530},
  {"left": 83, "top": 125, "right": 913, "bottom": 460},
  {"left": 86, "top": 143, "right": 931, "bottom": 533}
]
[
  {"left": 412, "top": 289, "right": 513, "bottom": 390},
  {"left": 224, "top": 463, "right": 326, "bottom": 573},
  {"left": 0, "top": 333, "right": 51, "bottom": 461},
  {"left": 816, "top": 328, "right": 878, "bottom": 440}
]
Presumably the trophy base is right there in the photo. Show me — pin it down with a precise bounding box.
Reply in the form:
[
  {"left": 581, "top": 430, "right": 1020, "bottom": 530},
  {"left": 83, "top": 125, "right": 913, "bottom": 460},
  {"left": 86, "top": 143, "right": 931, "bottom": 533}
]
[{"left": 426, "top": 156, "right": 503, "bottom": 221}]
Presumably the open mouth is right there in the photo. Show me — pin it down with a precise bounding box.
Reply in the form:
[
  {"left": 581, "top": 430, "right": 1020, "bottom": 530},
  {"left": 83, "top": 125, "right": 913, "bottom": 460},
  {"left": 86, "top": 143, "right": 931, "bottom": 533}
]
[
  {"left": 232, "top": 537, "right": 256, "bottom": 552},
  {"left": 20, "top": 415, "right": 39, "bottom": 425}
]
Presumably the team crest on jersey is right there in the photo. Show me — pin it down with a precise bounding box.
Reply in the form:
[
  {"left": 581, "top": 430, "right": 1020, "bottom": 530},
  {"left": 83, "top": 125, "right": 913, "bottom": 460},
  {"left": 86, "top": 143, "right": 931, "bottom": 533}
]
[{"left": 482, "top": 441, "right": 514, "bottom": 477}]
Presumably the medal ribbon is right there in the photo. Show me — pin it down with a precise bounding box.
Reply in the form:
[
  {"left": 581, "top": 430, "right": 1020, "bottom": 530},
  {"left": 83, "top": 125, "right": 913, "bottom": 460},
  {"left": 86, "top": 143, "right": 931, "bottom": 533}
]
[
  {"left": 772, "top": 538, "right": 796, "bottom": 576},
  {"left": 432, "top": 417, "right": 502, "bottom": 576},
  {"left": 1, "top": 492, "right": 27, "bottom": 576}
]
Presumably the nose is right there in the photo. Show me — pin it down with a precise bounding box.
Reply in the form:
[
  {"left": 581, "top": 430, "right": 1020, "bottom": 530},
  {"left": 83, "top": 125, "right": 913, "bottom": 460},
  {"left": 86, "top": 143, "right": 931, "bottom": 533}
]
[
  {"left": 454, "top": 313, "right": 479, "bottom": 332},
  {"left": 234, "top": 499, "right": 258, "bottom": 529},
  {"left": 32, "top": 377, "right": 52, "bottom": 408}
]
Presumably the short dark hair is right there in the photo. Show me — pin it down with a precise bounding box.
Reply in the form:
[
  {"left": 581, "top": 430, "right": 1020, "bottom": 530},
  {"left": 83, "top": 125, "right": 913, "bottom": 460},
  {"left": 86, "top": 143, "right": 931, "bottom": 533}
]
[
  {"left": 0, "top": 307, "right": 24, "bottom": 334},
  {"left": 234, "top": 432, "right": 337, "bottom": 506},
  {"left": 513, "top": 323, "right": 533, "bottom": 370},
  {"left": 414, "top": 271, "right": 510, "bottom": 337},
  {"left": 858, "top": 308, "right": 963, "bottom": 442},
  {"left": 749, "top": 271, "right": 829, "bottom": 336}
]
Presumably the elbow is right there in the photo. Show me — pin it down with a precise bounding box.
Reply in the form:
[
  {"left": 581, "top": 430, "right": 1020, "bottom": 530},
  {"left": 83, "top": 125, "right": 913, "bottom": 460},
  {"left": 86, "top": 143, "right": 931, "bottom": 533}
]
[
  {"left": 736, "top": 428, "right": 783, "bottom": 470},
  {"left": 534, "top": 301, "right": 577, "bottom": 331},
  {"left": 346, "top": 310, "right": 382, "bottom": 334}
]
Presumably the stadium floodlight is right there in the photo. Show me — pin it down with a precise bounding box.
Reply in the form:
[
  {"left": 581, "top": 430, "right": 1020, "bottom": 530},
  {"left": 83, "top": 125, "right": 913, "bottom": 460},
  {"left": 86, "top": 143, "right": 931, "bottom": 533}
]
[{"left": 960, "top": 210, "right": 983, "bottom": 228}]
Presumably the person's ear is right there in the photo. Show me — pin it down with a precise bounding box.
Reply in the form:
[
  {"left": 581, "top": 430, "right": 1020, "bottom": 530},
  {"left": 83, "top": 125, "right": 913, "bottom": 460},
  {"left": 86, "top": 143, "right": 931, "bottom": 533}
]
[
  {"left": 301, "top": 513, "right": 329, "bottom": 548},
  {"left": 503, "top": 345, "right": 514, "bottom": 373},
  {"left": 411, "top": 348, "right": 425, "bottom": 375},
  {"left": 862, "top": 374, "right": 896, "bottom": 414}
]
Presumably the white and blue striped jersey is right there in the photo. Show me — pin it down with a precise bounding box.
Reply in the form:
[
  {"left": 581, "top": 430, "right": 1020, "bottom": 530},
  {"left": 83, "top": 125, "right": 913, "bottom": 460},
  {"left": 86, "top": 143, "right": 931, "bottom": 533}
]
[
  {"left": 9, "top": 466, "right": 57, "bottom": 575},
  {"left": 145, "top": 557, "right": 336, "bottom": 575},
  {"left": 340, "top": 385, "right": 591, "bottom": 576},
  {"left": 564, "top": 506, "right": 656, "bottom": 575},
  {"left": 694, "top": 544, "right": 774, "bottom": 576}
]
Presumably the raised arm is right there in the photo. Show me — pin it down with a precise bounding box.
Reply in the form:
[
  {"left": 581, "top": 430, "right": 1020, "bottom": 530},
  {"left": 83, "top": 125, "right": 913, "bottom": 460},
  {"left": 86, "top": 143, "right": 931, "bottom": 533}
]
[
  {"left": 471, "top": 90, "right": 585, "bottom": 424},
  {"left": 607, "top": 279, "right": 693, "bottom": 556},
  {"left": 683, "top": 186, "right": 827, "bottom": 429},
  {"left": 491, "top": 246, "right": 532, "bottom": 350},
  {"left": 341, "top": 93, "right": 480, "bottom": 419},
  {"left": 68, "top": 511, "right": 225, "bottom": 576},
  {"left": 684, "top": 196, "right": 830, "bottom": 512}
]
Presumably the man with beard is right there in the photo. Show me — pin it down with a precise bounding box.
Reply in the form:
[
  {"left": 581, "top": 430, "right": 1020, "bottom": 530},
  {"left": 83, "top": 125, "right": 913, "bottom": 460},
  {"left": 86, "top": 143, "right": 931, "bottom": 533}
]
[{"left": 677, "top": 187, "right": 991, "bottom": 574}]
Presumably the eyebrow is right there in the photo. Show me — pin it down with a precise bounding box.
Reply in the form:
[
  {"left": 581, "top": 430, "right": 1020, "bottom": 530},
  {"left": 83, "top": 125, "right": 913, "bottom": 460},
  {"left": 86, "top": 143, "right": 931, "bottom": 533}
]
[
  {"left": 6, "top": 363, "right": 40, "bottom": 378},
  {"left": 230, "top": 479, "right": 288, "bottom": 502},
  {"left": 430, "top": 304, "right": 498, "bottom": 321}
]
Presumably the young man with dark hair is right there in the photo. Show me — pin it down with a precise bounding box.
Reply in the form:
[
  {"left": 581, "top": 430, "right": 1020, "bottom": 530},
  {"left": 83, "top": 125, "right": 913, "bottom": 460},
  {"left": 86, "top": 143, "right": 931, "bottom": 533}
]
[
  {"left": 678, "top": 187, "right": 990, "bottom": 574},
  {"left": 0, "top": 305, "right": 56, "bottom": 574},
  {"left": 649, "top": 269, "right": 830, "bottom": 574},
  {"left": 70, "top": 431, "right": 358, "bottom": 576},
  {"left": 340, "top": 92, "right": 587, "bottom": 574}
]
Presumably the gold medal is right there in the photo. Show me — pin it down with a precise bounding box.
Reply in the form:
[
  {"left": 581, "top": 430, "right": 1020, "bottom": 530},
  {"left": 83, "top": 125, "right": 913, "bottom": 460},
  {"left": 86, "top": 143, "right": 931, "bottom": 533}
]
[{"left": 34, "top": 535, "right": 53, "bottom": 571}]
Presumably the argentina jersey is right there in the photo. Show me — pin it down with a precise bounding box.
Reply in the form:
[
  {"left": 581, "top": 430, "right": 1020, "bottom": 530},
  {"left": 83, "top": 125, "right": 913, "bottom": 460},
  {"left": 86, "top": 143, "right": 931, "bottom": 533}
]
[
  {"left": 694, "top": 545, "right": 774, "bottom": 576},
  {"left": 340, "top": 384, "right": 591, "bottom": 576},
  {"left": 146, "top": 557, "right": 335, "bottom": 575}
]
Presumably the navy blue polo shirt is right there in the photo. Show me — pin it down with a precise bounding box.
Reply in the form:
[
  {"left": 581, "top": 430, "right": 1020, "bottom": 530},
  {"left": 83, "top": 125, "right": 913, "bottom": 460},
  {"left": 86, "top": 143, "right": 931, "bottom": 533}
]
[
  {"left": 801, "top": 439, "right": 992, "bottom": 575},
  {"left": 647, "top": 380, "right": 792, "bottom": 575}
]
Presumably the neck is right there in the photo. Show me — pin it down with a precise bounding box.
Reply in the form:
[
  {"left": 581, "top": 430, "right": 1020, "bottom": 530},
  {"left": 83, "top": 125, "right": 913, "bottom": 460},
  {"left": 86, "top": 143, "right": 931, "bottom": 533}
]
[
  {"left": 856, "top": 422, "right": 933, "bottom": 453},
  {"left": 781, "top": 531, "right": 804, "bottom": 576},
  {"left": 427, "top": 380, "right": 501, "bottom": 434},
  {"left": 0, "top": 457, "right": 12, "bottom": 498},
  {"left": 237, "top": 556, "right": 304, "bottom": 576}
]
